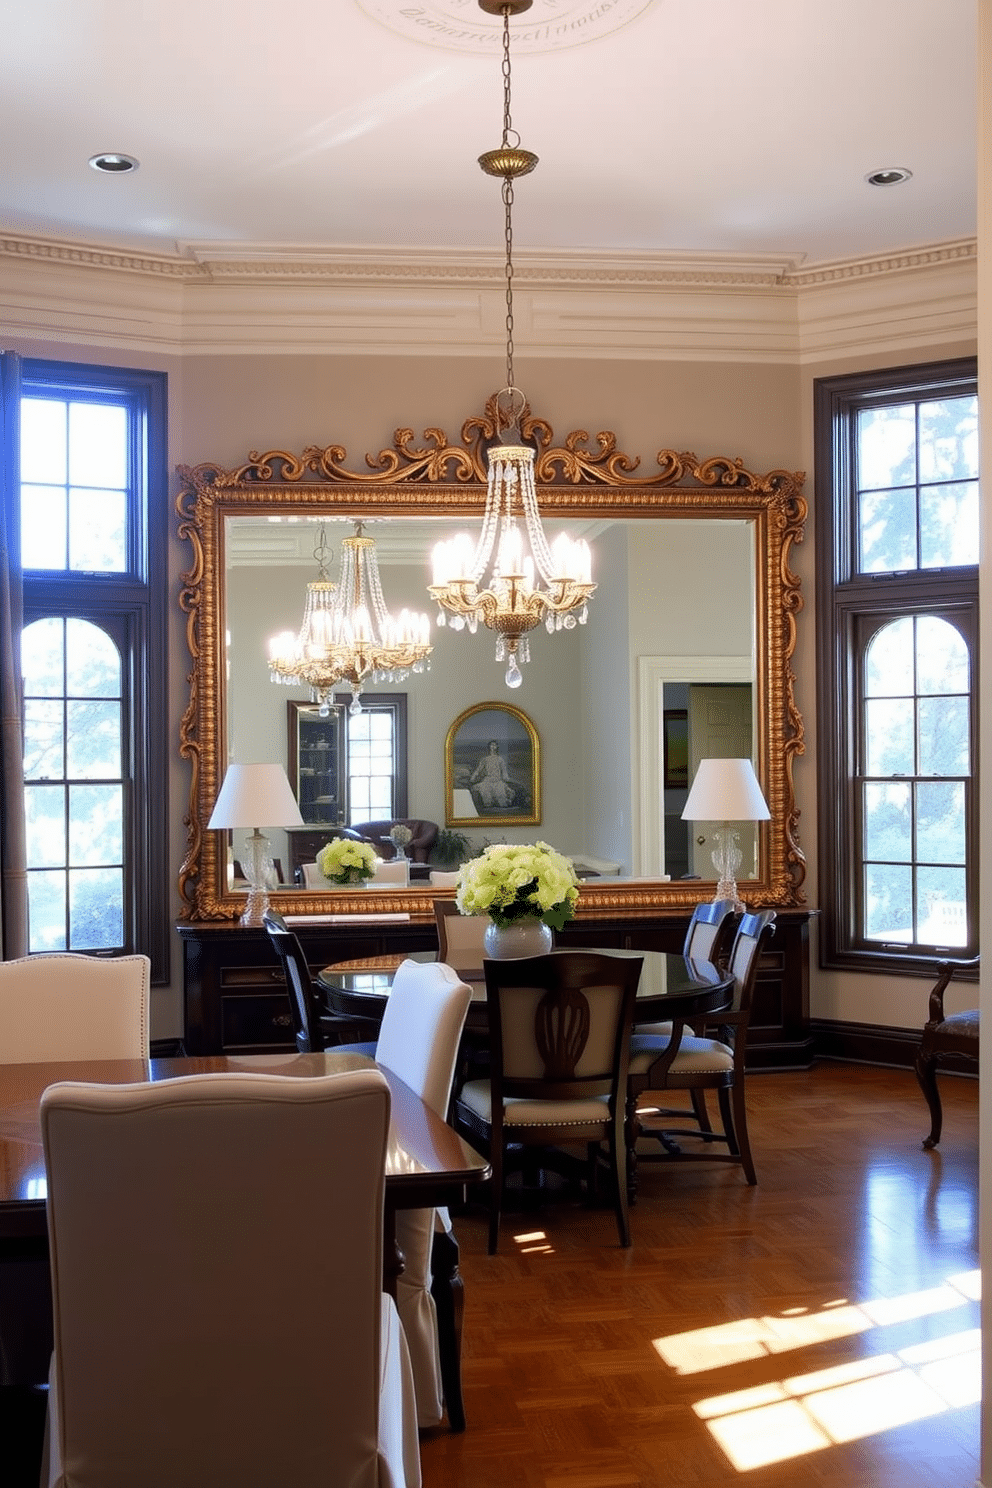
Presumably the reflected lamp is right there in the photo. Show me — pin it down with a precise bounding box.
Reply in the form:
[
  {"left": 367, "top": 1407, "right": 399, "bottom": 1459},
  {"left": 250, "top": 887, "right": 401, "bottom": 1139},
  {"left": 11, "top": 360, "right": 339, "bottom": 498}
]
[
  {"left": 681, "top": 758, "right": 770, "bottom": 912},
  {"left": 208, "top": 763, "right": 304, "bottom": 926}
]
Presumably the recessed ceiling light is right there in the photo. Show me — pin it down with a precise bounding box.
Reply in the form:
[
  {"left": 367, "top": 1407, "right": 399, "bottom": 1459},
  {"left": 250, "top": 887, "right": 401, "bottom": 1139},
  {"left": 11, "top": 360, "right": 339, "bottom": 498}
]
[
  {"left": 866, "top": 167, "right": 912, "bottom": 187},
  {"left": 88, "top": 153, "right": 139, "bottom": 174}
]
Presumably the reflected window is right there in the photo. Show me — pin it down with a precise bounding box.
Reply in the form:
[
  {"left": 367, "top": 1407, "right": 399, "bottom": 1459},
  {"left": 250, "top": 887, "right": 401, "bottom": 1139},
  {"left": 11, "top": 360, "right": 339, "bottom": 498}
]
[
  {"left": 816, "top": 359, "right": 978, "bottom": 970},
  {"left": 347, "top": 706, "right": 397, "bottom": 823}
]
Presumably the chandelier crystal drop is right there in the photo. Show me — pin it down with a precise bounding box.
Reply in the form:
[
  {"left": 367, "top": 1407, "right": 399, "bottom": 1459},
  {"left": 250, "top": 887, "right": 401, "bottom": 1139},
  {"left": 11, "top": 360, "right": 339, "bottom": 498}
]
[
  {"left": 268, "top": 524, "right": 432, "bottom": 715},
  {"left": 428, "top": 0, "right": 595, "bottom": 689}
]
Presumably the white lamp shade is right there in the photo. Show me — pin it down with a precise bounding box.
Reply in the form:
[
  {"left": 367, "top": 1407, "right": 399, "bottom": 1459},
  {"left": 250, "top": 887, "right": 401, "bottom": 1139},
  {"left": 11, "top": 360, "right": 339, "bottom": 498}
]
[
  {"left": 207, "top": 763, "right": 305, "bottom": 830},
  {"left": 681, "top": 758, "right": 770, "bottom": 822}
]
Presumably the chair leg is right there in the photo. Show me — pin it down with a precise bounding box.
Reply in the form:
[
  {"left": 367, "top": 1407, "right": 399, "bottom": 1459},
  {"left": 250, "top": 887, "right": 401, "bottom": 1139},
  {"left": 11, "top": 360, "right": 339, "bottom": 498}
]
[
  {"left": 690, "top": 1090, "right": 713, "bottom": 1133},
  {"left": 430, "top": 1228, "right": 466, "bottom": 1433},
  {"left": 610, "top": 1120, "right": 632, "bottom": 1248},
  {"left": 488, "top": 1140, "right": 504, "bottom": 1256},
  {"left": 724, "top": 1081, "right": 757, "bottom": 1185},
  {"left": 915, "top": 1048, "right": 943, "bottom": 1149},
  {"left": 624, "top": 1095, "right": 641, "bottom": 1205}
]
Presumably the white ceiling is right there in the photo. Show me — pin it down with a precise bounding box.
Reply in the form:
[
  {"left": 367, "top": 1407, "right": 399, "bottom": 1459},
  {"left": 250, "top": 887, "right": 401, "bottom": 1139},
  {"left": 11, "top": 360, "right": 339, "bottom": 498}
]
[{"left": 0, "top": 0, "right": 977, "bottom": 269}]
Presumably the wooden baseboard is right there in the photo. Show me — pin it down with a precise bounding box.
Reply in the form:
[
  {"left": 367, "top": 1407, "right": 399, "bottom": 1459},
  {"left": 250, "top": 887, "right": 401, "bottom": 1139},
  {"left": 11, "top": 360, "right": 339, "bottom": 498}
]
[{"left": 809, "top": 1018, "right": 976, "bottom": 1077}]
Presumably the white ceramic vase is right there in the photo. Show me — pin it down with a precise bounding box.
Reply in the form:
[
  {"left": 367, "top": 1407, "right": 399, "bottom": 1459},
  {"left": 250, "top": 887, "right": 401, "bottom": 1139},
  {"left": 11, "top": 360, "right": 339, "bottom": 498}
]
[{"left": 483, "top": 918, "right": 553, "bottom": 960}]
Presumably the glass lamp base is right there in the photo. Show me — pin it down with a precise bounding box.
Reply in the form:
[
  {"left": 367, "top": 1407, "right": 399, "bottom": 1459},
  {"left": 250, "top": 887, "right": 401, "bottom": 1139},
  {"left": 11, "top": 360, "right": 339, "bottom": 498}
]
[
  {"left": 240, "top": 828, "right": 274, "bottom": 927},
  {"left": 711, "top": 827, "right": 745, "bottom": 913}
]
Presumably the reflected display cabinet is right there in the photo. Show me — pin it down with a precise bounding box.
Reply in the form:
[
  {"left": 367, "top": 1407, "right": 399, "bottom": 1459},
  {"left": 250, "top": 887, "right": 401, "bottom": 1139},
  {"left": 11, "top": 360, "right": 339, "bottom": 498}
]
[{"left": 288, "top": 702, "right": 344, "bottom": 827}]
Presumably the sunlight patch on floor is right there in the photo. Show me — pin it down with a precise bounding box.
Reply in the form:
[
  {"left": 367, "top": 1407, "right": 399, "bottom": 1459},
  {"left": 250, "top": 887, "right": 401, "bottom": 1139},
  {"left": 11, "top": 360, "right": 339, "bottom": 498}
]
[
  {"left": 653, "top": 1270, "right": 981, "bottom": 1374},
  {"left": 649, "top": 1274, "right": 980, "bottom": 1471},
  {"left": 513, "top": 1228, "right": 555, "bottom": 1255},
  {"left": 695, "top": 1329, "right": 979, "bottom": 1469}
]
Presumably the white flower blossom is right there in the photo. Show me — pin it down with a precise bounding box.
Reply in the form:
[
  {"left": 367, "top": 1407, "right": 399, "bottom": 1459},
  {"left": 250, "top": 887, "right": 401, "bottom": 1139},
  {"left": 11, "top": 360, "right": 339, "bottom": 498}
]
[
  {"left": 316, "top": 837, "right": 378, "bottom": 884},
  {"left": 456, "top": 842, "right": 579, "bottom": 930}
]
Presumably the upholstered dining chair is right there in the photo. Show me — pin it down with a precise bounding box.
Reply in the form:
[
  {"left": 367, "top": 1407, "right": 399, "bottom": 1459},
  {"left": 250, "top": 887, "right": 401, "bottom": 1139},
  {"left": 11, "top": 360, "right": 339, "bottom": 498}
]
[
  {"left": 455, "top": 951, "right": 643, "bottom": 1255},
  {"left": 682, "top": 898, "right": 740, "bottom": 967},
  {"left": 372, "top": 960, "right": 472, "bottom": 1431},
  {"left": 40, "top": 1068, "right": 421, "bottom": 1488},
  {"left": 626, "top": 909, "right": 777, "bottom": 1189},
  {"left": 915, "top": 956, "right": 980, "bottom": 1148},
  {"left": 260, "top": 922, "right": 472, "bottom": 1431},
  {"left": 0, "top": 953, "right": 149, "bottom": 1063},
  {"left": 262, "top": 910, "right": 378, "bottom": 1053},
  {"left": 0, "top": 954, "right": 151, "bottom": 1400},
  {"left": 433, "top": 899, "right": 488, "bottom": 973}
]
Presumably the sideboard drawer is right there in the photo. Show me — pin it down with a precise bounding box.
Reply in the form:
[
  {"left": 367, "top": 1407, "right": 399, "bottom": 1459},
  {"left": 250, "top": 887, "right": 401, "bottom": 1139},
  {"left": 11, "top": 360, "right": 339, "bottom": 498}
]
[
  {"left": 220, "top": 990, "right": 295, "bottom": 1052},
  {"left": 219, "top": 965, "right": 286, "bottom": 989}
]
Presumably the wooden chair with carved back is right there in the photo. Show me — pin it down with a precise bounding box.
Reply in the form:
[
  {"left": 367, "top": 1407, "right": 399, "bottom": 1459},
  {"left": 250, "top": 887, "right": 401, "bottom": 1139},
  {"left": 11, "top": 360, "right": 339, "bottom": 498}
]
[
  {"left": 915, "top": 956, "right": 980, "bottom": 1149},
  {"left": 454, "top": 951, "right": 642, "bottom": 1255},
  {"left": 626, "top": 909, "right": 777, "bottom": 1189}
]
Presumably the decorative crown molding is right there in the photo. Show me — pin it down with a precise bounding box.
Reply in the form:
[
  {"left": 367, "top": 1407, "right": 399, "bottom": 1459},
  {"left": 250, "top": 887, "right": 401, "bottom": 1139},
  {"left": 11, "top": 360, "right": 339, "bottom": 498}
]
[
  {"left": 0, "top": 231, "right": 976, "bottom": 363},
  {"left": 0, "top": 230, "right": 976, "bottom": 290}
]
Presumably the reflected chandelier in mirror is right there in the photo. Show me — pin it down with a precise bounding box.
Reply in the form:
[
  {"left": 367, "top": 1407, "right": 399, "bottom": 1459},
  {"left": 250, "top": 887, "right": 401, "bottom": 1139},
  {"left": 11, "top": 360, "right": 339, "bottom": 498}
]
[{"left": 176, "top": 395, "right": 807, "bottom": 922}]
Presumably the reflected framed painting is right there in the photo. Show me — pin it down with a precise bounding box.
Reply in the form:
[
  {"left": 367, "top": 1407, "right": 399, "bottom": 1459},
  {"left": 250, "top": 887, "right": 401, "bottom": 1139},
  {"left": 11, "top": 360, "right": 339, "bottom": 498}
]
[{"left": 445, "top": 702, "right": 541, "bottom": 827}]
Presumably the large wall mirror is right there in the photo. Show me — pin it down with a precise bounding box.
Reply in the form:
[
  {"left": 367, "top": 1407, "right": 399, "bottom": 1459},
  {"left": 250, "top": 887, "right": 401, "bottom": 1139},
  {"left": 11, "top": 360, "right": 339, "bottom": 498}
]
[{"left": 177, "top": 397, "right": 807, "bottom": 920}]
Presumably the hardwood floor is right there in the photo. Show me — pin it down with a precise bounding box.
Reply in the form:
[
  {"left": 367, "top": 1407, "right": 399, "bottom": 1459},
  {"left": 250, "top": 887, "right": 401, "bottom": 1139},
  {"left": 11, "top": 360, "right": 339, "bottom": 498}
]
[{"left": 422, "top": 1062, "right": 980, "bottom": 1488}]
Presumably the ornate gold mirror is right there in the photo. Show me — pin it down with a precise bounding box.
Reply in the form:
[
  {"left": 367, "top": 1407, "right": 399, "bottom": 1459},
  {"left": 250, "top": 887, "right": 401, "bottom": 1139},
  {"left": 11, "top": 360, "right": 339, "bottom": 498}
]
[{"left": 177, "top": 397, "right": 807, "bottom": 921}]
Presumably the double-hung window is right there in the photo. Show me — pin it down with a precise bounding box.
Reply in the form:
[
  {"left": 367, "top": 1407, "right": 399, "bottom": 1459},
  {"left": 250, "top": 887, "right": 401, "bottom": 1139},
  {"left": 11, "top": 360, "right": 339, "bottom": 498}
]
[
  {"left": 19, "top": 361, "right": 168, "bottom": 977},
  {"left": 815, "top": 359, "right": 978, "bottom": 972}
]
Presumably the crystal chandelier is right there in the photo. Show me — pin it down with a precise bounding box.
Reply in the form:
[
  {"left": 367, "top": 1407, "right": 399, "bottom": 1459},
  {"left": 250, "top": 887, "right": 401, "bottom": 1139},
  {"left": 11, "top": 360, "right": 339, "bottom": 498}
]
[
  {"left": 428, "top": 0, "right": 595, "bottom": 689},
  {"left": 268, "top": 524, "right": 432, "bottom": 715}
]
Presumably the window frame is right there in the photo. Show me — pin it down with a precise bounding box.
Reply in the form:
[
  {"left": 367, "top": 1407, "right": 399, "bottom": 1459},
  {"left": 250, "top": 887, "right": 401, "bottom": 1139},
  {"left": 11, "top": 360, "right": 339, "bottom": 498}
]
[
  {"left": 20, "top": 360, "right": 169, "bottom": 980},
  {"left": 815, "top": 358, "right": 979, "bottom": 975},
  {"left": 336, "top": 691, "right": 408, "bottom": 824}
]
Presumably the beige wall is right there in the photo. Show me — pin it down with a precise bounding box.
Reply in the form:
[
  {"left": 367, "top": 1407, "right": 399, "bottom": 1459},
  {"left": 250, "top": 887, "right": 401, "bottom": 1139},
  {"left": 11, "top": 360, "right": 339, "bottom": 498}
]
[{"left": 3, "top": 328, "right": 974, "bottom": 1040}]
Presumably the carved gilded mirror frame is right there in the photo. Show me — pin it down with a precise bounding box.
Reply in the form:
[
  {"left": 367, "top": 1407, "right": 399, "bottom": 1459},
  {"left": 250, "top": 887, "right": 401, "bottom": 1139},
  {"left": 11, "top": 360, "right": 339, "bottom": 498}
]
[{"left": 177, "top": 396, "right": 807, "bottom": 922}]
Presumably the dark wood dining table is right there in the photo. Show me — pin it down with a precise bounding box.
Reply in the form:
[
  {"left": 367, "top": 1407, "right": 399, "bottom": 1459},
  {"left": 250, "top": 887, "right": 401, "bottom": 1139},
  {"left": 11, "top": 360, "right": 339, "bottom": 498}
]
[
  {"left": 318, "top": 947, "right": 735, "bottom": 1035},
  {"left": 0, "top": 1050, "right": 489, "bottom": 1244}
]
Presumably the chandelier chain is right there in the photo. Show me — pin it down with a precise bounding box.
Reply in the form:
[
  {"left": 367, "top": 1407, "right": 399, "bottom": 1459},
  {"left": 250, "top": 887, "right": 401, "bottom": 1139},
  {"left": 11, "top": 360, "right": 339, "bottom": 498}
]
[
  {"left": 501, "top": 7, "right": 516, "bottom": 398},
  {"left": 503, "top": 177, "right": 515, "bottom": 395}
]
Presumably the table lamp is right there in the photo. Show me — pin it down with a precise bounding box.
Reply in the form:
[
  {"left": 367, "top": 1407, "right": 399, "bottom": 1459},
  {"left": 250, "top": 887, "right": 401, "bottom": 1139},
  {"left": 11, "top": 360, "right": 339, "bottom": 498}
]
[
  {"left": 681, "top": 757, "right": 770, "bottom": 912},
  {"left": 207, "top": 762, "right": 304, "bottom": 926}
]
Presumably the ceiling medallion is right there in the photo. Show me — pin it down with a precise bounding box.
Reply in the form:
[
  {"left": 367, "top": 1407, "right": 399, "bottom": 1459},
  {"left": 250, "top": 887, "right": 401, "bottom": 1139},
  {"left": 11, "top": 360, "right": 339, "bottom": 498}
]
[{"left": 357, "top": 0, "right": 652, "bottom": 55}]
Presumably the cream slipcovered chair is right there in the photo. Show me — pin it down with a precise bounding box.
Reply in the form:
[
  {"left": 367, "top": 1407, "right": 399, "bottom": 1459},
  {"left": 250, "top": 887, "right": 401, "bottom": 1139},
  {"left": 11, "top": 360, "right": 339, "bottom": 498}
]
[
  {"left": 0, "top": 953, "right": 149, "bottom": 1062},
  {"left": 357, "top": 959, "right": 472, "bottom": 1431},
  {"left": 0, "top": 954, "right": 151, "bottom": 1410},
  {"left": 456, "top": 952, "right": 643, "bottom": 1255},
  {"left": 40, "top": 1068, "right": 421, "bottom": 1488}
]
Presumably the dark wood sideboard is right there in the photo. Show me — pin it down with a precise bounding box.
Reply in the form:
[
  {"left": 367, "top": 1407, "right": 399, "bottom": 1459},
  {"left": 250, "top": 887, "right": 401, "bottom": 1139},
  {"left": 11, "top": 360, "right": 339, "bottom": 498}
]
[{"left": 178, "top": 909, "right": 814, "bottom": 1070}]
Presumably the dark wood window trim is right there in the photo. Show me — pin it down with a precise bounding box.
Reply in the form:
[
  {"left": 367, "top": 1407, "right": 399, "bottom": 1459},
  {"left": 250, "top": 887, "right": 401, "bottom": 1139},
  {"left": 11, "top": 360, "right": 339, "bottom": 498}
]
[
  {"left": 21, "top": 360, "right": 170, "bottom": 982},
  {"left": 814, "top": 358, "right": 979, "bottom": 976}
]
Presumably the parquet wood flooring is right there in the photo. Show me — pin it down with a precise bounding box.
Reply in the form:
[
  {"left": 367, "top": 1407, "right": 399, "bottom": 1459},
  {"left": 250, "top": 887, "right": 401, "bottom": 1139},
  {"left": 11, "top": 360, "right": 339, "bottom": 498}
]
[{"left": 422, "top": 1062, "right": 980, "bottom": 1488}]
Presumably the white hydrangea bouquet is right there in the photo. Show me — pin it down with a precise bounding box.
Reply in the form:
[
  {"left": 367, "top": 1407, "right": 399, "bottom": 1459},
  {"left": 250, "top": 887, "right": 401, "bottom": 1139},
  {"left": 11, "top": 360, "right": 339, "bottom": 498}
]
[
  {"left": 456, "top": 842, "right": 579, "bottom": 931},
  {"left": 316, "top": 837, "right": 378, "bottom": 885}
]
